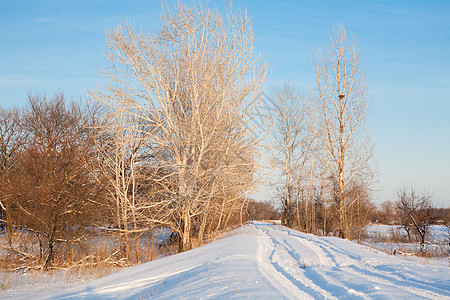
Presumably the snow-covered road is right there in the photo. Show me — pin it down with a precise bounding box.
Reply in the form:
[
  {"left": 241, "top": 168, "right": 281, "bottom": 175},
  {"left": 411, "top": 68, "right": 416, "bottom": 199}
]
[
  {"left": 255, "top": 223, "right": 449, "bottom": 299},
  {"left": 31, "top": 222, "right": 449, "bottom": 299}
]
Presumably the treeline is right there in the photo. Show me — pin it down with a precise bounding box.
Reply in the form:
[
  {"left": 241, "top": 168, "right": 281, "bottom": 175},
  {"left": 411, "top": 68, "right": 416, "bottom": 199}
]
[
  {"left": 374, "top": 200, "right": 449, "bottom": 226},
  {"left": 0, "top": 94, "right": 255, "bottom": 270},
  {"left": 0, "top": 2, "right": 267, "bottom": 270},
  {"left": 265, "top": 24, "right": 376, "bottom": 241},
  {"left": 265, "top": 25, "right": 445, "bottom": 243}
]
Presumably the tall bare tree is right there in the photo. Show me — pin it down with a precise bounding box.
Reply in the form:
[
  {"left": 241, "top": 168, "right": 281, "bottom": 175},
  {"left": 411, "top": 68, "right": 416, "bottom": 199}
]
[
  {"left": 90, "top": 2, "right": 267, "bottom": 252},
  {"left": 269, "top": 83, "right": 312, "bottom": 228},
  {"left": 314, "top": 24, "right": 374, "bottom": 239}
]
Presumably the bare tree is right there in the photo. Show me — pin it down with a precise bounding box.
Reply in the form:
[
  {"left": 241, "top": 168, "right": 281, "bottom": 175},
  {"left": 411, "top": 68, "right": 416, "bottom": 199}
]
[
  {"left": 245, "top": 199, "right": 280, "bottom": 221},
  {"left": 269, "top": 83, "right": 307, "bottom": 228},
  {"left": 90, "top": 2, "right": 267, "bottom": 252},
  {"left": 313, "top": 24, "right": 374, "bottom": 239},
  {"left": 0, "top": 107, "right": 25, "bottom": 246},
  {"left": 345, "top": 182, "right": 375, "bottom": 242},
  {"left": 92, "top": 100, "right": 164, "bottom": 262},
  {"left": 9, "top": 93, "right": 100, "bottom": 270},
  {"left": 397, "top": 187, "right": 435, "bottom": 253},
  {"left": 269, "top": 82, "right": 318, "bottom": 230}
]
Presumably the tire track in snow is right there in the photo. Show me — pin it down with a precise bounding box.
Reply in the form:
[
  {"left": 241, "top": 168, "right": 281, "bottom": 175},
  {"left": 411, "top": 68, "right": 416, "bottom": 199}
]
[
  {"left": 281, "top": 233, "right": 370, "bottom": 299},
  {"left": 295, "top": 234, "right": 449, "bottom": 299},
  {"left": 254, "top": 225, "right": 314, "bottom": 299},
  {"left": 256, "top": 225, "right": 337, "bottom": 299},
  {"left": 256, "top": 223, "right": 449, "bottom": 300},
  {"left": 258, "top": 225, "right": 365, "bottom": 299}
]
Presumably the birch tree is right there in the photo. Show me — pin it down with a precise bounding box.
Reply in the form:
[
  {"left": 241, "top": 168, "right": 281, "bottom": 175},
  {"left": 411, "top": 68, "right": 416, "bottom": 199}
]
[
  {"left": 90, "top": 2, "right": 267, "bottom": 252},
  {"left": 314, "top": 24, "right": 374, "bottom": 239}
]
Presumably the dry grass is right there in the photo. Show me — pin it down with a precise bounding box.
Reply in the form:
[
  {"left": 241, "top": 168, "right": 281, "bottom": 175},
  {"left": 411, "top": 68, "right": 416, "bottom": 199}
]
[
  {"left": 0, "top": 230, "right": 180, "bottom": 294},
  {"left": 0, "top": 223, "right": 246, "bottom": 295},
  {"left": 0, "top": 241, "right": 121, "bottom": 293}
]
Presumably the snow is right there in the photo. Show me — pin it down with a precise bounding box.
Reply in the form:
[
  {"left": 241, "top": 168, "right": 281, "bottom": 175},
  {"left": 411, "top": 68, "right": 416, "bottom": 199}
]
[
  {"left": 366, "top": 224, "right": 448, "bottom": 242},
  {"left": 4, "top": 222, "right": 450, "bottom": 299},
  {"left": 363, "top": 224, "right": 449, "bottom": 257}
]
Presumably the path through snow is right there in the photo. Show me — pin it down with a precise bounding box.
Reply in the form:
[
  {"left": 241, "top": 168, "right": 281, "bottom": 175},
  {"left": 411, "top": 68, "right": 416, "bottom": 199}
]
[
  {"left": 7, "top": 222, "right": 449, "bottom": 299},
  {"left": 254, "top": 223, "right": 449, "bottom": 299}
]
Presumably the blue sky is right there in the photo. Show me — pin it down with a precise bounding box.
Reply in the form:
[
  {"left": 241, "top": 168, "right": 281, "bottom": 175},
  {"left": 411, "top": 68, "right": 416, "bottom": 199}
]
[{"left": 1, "top": 0, "right": 449, "bottom": 206}]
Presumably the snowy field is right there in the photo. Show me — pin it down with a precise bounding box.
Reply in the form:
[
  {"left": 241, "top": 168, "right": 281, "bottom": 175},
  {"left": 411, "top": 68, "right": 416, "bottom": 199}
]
[
  {"left": 363, "top": 224, "right": 449, "bottom": 256},
  {"left": 365, "top": 224, "right": 449, "bottom": 242},
  {"left": 2, "top": 222, "right": 449, "bottom": 299}
]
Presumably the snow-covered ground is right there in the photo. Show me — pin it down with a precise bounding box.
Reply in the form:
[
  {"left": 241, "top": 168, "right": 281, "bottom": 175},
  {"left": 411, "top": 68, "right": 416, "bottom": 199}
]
[
  {"left": 2, "top": 222, "right": 449, "bottom": 299},
  {"left": 363, "top": 224, "right": 449, "bottom": 256},
  {"left": 365, "top": 224, "right": 449, "bottom": 242}
]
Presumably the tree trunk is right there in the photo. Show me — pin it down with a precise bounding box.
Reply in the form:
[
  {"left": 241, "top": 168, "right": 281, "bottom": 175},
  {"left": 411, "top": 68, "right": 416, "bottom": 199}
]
[
  {"left": 198, "top": 213, "right": 207, "bottom": 247},
  {"left": 284, "top": 147, "right": 292, "bottom": 228},
  {"left": 420, "top": 234, "right": 426, "bottom": 253},
  {"left": 44, "top": 233, "right": 55, "bottom": 271},
  {"left": 5, "top": 204, "right": 15, "bottom": 246},
  {"left": 179, "top": 207, "right": 191, "bottom": 252}
]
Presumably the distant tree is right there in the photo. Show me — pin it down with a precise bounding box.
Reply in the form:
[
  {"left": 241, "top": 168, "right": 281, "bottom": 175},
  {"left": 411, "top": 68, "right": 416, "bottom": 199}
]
[
  {"left": 375, "top": 200, "right": 398, "bottom": 225},
  {"left": 396, "top": 187, "right": 435, "bottom": 253},
  {"left": 313, "top": 24, "right": 375, "bottom": 239},
  {"left": 246, "top": 200, "right": 281, "bottom": 221},
  {"left": 433, "top": 208, "right": 450, "bottom": 225}
]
